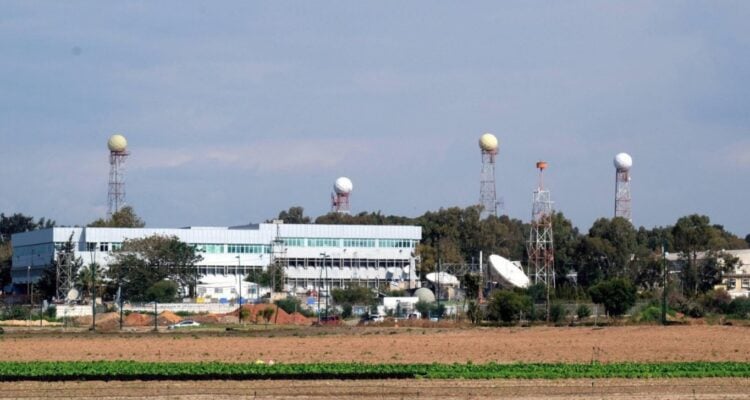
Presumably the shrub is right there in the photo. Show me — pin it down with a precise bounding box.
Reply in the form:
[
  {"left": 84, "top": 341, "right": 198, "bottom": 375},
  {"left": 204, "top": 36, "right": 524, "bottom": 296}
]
[
  {"left": 487, "top": 290, "right": 531, "bottom": 323},
  {"left": 341, "top": 304, "right": 353, "bottom": 319},
  {"left": 576, "top": 304, "right": 591, "bottom": 320},
  {"left": 728, "top": 298, "right": 750, "bottom": 319},
  {"left": 466, "top": 301, "right": 482, "bottom": 324},
  {"left": 549, "top": 303, "right": 567, "bottom": 325},
  {"left": 1, "top": 305, "right": 27, "bottom": 320},
  {"left": 700, "top": 289, "right": 732, "bottom": 314},
  {"left": 44, "top": 305, "right": 56, "bottom": 320},
  {"left": 638, "top": 306, "right": 662, "bottom": 322},
  {"left": 415, "top": 301, "right": 434, "bottom": 319},
  {"left": 588, "top": 278, "right": 636, "bottom": 317},
  {"left": 274, "top": 297, "right": 301, "bottom": 314}
]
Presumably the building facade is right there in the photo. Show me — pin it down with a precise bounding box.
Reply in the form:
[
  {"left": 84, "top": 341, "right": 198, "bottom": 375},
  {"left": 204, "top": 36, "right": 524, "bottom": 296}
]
[
  {"left": 11, "top": 222, "right": 422, "bottom": 302},
  {"left": 666, "top": 249, "right": 750, "bottom": 299}
]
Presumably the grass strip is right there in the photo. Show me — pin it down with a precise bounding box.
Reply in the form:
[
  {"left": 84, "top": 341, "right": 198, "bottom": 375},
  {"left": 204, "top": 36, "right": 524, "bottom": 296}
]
[{"left": 0, "top": 361, "right": 749, "bottom": 381}]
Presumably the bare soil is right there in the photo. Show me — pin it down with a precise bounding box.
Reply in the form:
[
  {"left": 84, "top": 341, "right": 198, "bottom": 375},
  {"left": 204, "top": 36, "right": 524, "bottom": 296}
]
[
  {"left": 2, "top": 325, "right": 749, "bottom": 364},
  {"left": 1, "top": 378, "right": 749, "bottom": 399}
]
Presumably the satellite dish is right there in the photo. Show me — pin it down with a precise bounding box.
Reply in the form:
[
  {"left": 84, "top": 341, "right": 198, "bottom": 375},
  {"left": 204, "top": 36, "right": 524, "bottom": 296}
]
[
  {"left": 425, "top": 272, "right": 460, "bottom": 286},
  {"left": 66, "top": 288, "right": 79, "bottom": 302},
  {"left": 488, "top": 254, "right": 530, "bottom": 289}
]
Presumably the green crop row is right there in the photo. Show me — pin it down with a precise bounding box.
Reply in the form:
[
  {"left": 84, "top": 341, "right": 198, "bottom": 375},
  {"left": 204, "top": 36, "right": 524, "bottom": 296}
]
[{"left": 0, "top": 361, "right": 749, "bottom": 381}]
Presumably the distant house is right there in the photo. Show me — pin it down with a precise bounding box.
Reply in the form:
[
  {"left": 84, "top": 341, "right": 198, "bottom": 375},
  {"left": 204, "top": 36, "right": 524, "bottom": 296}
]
[{"left": 666, "top": 249, "right": 750, "bottom": 298}]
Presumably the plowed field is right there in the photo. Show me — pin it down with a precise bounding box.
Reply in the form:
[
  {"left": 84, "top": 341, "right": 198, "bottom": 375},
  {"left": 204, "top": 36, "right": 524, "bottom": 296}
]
[{"left": 3, "top": 325, "right": 748, "bottom": 364}]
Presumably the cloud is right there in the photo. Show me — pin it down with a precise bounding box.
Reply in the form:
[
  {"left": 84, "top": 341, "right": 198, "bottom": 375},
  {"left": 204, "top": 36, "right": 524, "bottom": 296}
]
[
  {"left": 130, "top": 138, "right": 374, "bottom": 173},
  {"left": 726, "top": 141, "right": 750, "bottom": 169}
]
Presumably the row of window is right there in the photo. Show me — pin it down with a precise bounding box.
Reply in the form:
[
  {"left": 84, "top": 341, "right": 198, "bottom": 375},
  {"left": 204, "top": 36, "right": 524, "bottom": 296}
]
[
  {"left": 284, "top": 237, "right": 417, "bottom": 248},
  {"left": 726, "top": 278, "right": 750, "bottom": 289},
  {"left": 226, "top": 244, "right": 270, "bottom": 254},
  {"left": 19, "top": 237, "right": 417, "bottom": 257}
]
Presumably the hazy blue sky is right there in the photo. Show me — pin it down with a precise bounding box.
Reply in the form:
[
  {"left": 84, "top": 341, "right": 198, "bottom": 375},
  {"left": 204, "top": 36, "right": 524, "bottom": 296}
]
[{"left": 1, "top": 2, "right": 748, "bottom": 235}]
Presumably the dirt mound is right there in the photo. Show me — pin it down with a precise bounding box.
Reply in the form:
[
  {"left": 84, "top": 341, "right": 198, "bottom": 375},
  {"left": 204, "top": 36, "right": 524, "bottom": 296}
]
[
  {"left": 124, "top": 313, "right": 153, "bottom": 327},
  {"left": 191, "top": 314, "right": 221, "bottom": 324},
  {"left": 289, "top": 312, "right": 313, "bottom": 325},
  {"left": 74, "top": 312, "right": 120, "bottom": 329},
  {"left": 157, "top": 311, "right": 182, "bottom": 325},
  {"left": 230, "top": 304, "right": 310, "bottom": 325}
]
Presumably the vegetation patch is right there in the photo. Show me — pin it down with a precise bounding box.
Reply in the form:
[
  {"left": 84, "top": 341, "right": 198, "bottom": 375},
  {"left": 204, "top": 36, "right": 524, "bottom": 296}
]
[{"left": 0, "top": 361, "right": 749, "bottom": 381}]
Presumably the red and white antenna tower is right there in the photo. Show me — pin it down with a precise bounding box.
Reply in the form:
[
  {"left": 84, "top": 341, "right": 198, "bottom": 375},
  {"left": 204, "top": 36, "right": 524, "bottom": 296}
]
[
  {"left": 331, "top": 177, "right": 352, "bottom": 214},
  {"left": 614, "top": 153, "right": 632, "bottom": 222},
  {"left": 107, "top": 134, "right": 129, "bottom": 217},
  {"left": 528, "top": 161, "right": 555, "bottom": 288},
  {"left": 478, "top": 133, "right": 500, "bottom": 218}
]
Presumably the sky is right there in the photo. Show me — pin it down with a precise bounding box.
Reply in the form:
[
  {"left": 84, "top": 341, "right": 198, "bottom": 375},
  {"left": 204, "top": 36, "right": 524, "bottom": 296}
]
[{"left": 1, "top": 2, "right": 749, "bottom": 236}]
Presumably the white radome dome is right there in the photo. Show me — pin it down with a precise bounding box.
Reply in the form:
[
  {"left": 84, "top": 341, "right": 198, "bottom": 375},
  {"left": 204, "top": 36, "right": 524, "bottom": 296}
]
[
  {"left": 614, "top": 152, "right": 633, "bottom": 171},
  {"left": 414, "top": 288, "right": 436, "bottom": 304},
  {"left": 108, "top": 134, "right": 128, "bottom": 152},
  {"left": 478, "top": 133, "right": 499, "bottom": 152},
  {"left": 334, "top": 177, "right": 353, "bottom": 194}
]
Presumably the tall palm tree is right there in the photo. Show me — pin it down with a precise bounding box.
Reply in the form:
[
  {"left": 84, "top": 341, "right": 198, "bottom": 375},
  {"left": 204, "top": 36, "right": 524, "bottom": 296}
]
[{"left": 76, "top": 262, "right": 104, "bottom": 300}]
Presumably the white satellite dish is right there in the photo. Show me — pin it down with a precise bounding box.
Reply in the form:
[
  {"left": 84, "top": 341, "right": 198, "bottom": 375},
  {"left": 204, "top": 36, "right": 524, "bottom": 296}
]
[
  {"left": 425, "top": 272, "right": 460, "bottom": 286},
  {"left": 66, "top": 288, "right": 79, "bottom": 302},
  {"left": 488, "top": 254, "right": 530, "bottom": 289}
]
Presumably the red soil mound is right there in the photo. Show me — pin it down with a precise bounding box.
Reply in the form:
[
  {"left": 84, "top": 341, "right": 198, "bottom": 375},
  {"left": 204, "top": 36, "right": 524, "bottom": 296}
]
[
  {"left": 228, "top": 304, "right": 313, "bottom": 326},
  {"left": 124, "top": 313, "right": 153, "bottom": 327},
  {"left": 157, "top": 311, "right": 182, "bottom": 325}
]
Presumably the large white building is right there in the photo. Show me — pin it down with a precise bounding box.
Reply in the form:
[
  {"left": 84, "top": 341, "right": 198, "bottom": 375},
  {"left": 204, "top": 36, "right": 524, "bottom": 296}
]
[{"left": 11, "top": 222, "right": 422, "bottom": 302}]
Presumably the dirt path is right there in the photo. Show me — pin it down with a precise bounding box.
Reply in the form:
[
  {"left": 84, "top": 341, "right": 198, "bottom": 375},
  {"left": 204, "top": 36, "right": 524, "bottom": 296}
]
[
  {"left": 2, "top": 325, "right": 749, "bottom": 364},
  {"left": 1, "top": 379, "right": 749, "bottom": 399}
]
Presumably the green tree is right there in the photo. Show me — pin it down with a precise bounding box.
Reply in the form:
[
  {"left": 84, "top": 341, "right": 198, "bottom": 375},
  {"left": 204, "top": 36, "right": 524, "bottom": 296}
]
[
  {"left": 461, "top": 273, "right": 482, "bottom": 300},
  {"left": 551, "top": 212, "right": 580, "bottom": 285},
  {"left": 698, "top": 251, "right": 738, "bottom": 294},
  {"left": 260, "top": 307, "right": 275, "bottom": 325},
  {"left": 331, "top": 285, "right": 375, "bottom": 306},
  {"left": 107, "top": 235, "right": 203, "bottom": 301},
  {"left": 144, "top": 280, "right": 179, "bottom": 302},
  {"left": 76, "top": 262, "right": 106, "bottom": 301},
  {"left": 250, "top": 263, "right": 284, "bottom": 292},
  {"left": 588, "top": 278, "right": 637, "bottom": 317},
  {"left": 273, "top": 207, "right": 311, "bottom": 224},
  {"left": 88, "top": 206, "right": 145, "bottom": 228},
  {"left": 275, "top": 297, "right": 309, "bottom": 316},
  {"left": 415, "top": 300, "right": 434, "bottom": 319},
  {"left": 0, "top": 213, "right": 55, "bottom": 243},
  {"left": 486, "top": 289, "right": 532, "bottom": 323},
  {"left": 672, "top": 215, "right": 716, "bottom": 296}
]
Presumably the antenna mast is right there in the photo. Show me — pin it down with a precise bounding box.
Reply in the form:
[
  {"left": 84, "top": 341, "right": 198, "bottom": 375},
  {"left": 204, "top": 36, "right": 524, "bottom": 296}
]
[
  {"left": 107, "top": 134, "right": 129, "bottom": 217},
  {"left": 528, "top": 161, "right": 555, "bottom": 288},
  {"left": 479, "top": 133, "right": 500, "bottom": 218},
  {"left": 614, "top": 153, "right": 633, "bottom": 222}
]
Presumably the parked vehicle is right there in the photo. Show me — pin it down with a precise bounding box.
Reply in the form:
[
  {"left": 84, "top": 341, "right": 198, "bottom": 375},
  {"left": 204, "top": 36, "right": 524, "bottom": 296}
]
[{"left": 167, "top": 320, "right": 201, "bottom": 329}]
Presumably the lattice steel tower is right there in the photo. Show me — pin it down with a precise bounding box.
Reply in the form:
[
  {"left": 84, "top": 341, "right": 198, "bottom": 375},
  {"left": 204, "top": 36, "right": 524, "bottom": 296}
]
[
  {"left": 478, "top": 133, "right": 499, "bottom": 218},
  {"left": 614, "top": 152, "right": 633, "bottom": 222},
  {"left": 107, "top": 134, "right": 129, "bottom": 217},
  {"left": 528, "top": 161, "right": 555, "bottom": 288}
]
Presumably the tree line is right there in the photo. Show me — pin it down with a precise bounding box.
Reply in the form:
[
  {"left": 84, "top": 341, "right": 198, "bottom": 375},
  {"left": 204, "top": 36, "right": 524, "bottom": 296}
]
[
  {"left": 275, "top": 206, "right": 749, "bottom": 300},
  {"left": 2, "top": 205, "right": 748, "bottom": 307}
]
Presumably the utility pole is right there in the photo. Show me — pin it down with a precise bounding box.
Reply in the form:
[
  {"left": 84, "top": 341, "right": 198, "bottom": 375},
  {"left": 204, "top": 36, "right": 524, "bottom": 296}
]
[
  {"left": 236, "top": 255, "right": 242, "bottom": 324},
  {"left": 661, "top": 244, "right": 668, "bottom": 325}
]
